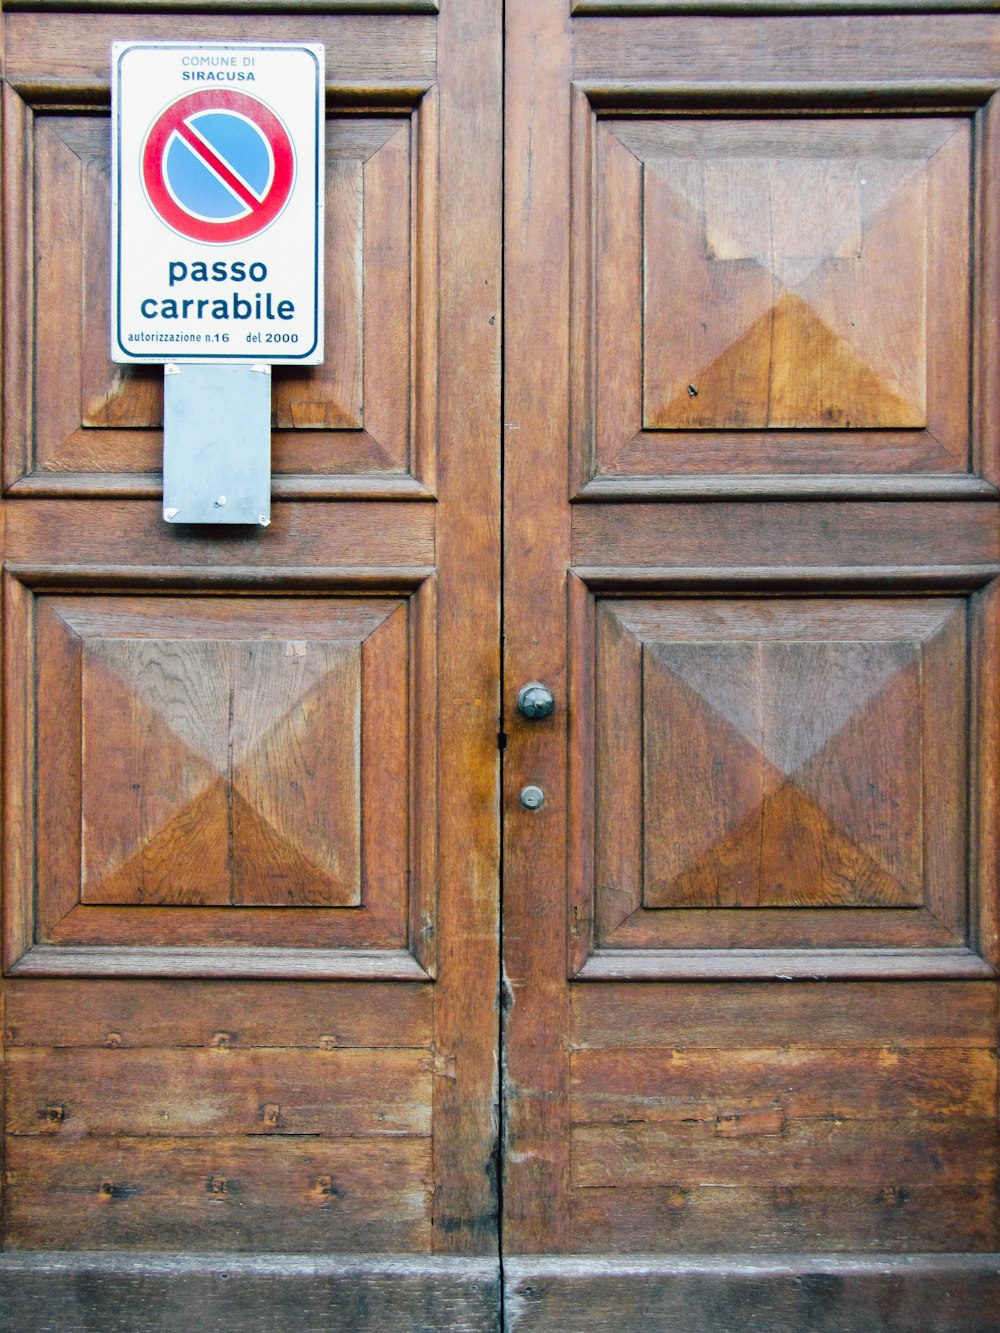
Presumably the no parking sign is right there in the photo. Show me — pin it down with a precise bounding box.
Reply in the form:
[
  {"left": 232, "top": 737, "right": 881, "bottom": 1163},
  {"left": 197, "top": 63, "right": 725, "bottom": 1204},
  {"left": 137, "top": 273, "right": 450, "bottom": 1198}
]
[{"left": 112, "top": 42, "right": 324, "bottom": 363}]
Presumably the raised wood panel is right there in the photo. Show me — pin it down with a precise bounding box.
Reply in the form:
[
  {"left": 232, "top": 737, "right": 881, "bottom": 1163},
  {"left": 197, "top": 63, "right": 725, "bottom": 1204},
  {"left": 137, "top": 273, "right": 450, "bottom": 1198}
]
[
  {"left": 3, "top": 41, "right": 438, "bottom": 497},
  {"left": 642, "top": 122, "right": 948, "bottom": 431},
  {"left": 569, "top": 585, "right": 981, "bottom": 975},
  {"left": 577, "top": 109, "right": 971, "bottom": 486},
  {"left": 80, "top": 637, "right": 362, "bottom": 909},
  {"left": 642, "top": 630, "right": 932, "bottom": 910},
  {"left": 5, "top": 585, "right": 437, "bottom": 973}
]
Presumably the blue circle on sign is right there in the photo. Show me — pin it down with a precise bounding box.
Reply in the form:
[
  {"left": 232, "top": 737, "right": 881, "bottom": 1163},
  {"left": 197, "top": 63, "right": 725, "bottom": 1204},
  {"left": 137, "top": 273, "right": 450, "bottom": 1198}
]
[
  {"left": 143, "top": 89, "right": 296, "bottom": 244},
  {"left": 164, "top": 111, "right": 274, "bottom": 223}
]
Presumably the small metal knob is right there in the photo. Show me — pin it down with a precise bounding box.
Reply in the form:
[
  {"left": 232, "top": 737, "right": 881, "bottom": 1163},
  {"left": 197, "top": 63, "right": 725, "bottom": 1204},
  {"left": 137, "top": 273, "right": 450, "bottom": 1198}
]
[
  {"left": 517, "top": 682, "right": 555, "bottom": 720},
  {"left": 519, "top": 785, "right": 545, "bottom": 810}
]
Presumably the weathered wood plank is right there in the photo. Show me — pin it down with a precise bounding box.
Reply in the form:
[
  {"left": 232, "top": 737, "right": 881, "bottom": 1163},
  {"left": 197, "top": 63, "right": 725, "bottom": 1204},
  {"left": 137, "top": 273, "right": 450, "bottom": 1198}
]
[
  {"left": 571, "top": 1047, "right": 997, "bottom": 1123},
  {"left": 572, "top": 1118, "right": 997, "bottom": 1188},
  {"left": 569, "top": 1183, "right": 999, "bottom": 1254},
  {"left": 5, "top": 501, "right": 435, "bottom": 575},
  {"left": 3, "top": 1137, "right": 432, "bottom": 1252},
  {"left": 573, "top": 14, "right": 1000, "bottom": 84},
  {"left": 0, "top": 1255, "right": 499, "bottom": 1333},
  {"left": 571, "top": 982, "right": 998, "bottom": 1049},
  {"left": 505, "top": 1256, "right": 1000, "bottom": 1333},
  {"left": 572, "top": 502, "right": 1000, "bottom": 572},
  {"left": 4, "top": 980, "right": 433, "bottom": 1049},
  {"left": 501, "top": 0, "right": 575, "bottom": 1254},
  {"left": 7, "top": 1048, "right": 432, "bottom": 1138},
  {"left": 430, "top": 0, "right": 503, "bottom": 1253},
  {"left": 5, "top": 14, "right": 437, "bottom": 92}
]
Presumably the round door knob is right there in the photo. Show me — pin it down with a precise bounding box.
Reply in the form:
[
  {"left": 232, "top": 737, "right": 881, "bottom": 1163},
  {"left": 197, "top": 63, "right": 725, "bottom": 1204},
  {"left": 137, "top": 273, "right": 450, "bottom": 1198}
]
[
  {"left": 519, "top": 785, "right": 546, "bottom": 810},
  {"left": 517, "top": 682, "right": 555, "bottom": 720}
]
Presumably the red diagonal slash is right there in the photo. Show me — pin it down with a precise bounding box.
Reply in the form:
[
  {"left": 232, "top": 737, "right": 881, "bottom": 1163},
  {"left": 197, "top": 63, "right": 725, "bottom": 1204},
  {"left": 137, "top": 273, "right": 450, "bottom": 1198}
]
[
  {"left": 142, "top": 89, "right": 295, "bottom": 243},
  {"left": 174, "top": 119, "right": 263, "bottom": 212}
]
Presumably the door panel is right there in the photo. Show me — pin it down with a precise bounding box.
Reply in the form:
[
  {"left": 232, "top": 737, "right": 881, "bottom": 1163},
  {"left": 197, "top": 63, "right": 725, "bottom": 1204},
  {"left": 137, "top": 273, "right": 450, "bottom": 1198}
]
[
  {"left": 0, "top": 2, "right": 501, "bottom": 1324},
  {"left": 4, "top": 15, "right": 438, "bottom": 497},
  {"left": 578, "top": 111, "right": 972, "bottom": 486},
  {"left": 505, "top": 4, "right": 1000, "bottom": 1327},
  {"left": 7, "top": 2, "right": 1000, "bottom": 1327}
]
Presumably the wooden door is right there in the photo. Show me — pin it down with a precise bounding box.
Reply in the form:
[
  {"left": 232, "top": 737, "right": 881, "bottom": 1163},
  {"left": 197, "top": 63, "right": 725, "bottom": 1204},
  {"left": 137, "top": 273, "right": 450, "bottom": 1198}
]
[
  {"left": 0, "top": 4, "right": 501, "bottom": 1326},
  {"left": 503, "top": 4, "right": 1000, "bottom": 1329}
]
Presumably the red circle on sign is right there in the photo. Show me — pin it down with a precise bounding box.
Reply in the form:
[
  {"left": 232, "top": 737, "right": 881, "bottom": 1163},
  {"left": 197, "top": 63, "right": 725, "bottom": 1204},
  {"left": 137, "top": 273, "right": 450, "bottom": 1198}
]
[{"left": 141, "top": 89, "right": 295, "bottom": 244}]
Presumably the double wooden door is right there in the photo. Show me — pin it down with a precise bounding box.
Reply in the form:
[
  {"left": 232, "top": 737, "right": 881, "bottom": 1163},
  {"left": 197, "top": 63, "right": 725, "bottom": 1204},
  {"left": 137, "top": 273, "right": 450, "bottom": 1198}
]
[{"left": 3, "top": 2, "right": 1000, "bottom": 1329}]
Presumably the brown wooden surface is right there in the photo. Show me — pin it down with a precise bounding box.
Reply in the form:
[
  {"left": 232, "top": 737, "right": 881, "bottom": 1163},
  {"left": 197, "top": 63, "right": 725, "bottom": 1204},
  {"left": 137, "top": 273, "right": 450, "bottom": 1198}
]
[
  {"left": 0, "top": 0, "right": 501, "bottom": 1305},
  {"left": 571, "top": 593, "right": 973, "bottom": 969},
  {"left": 2, "top": 16, "right": 439, "bottom": 500},
  {"left": 22, "top": 592, "right": 420, "bottom": 958},
  {"left": 0, "top": 1256, "right": 500, "bottom": 1333},
  {"left": 505, "top": 1257, "right": 1000, "bottom": 1333},
  {"left": 7, "top": 0, "right": 1000, "bottom": 1323},
  {"left": 4, "top": 979, "right": 433, "bottom": 1047},
  {"left": 584, "top": 114, "right": 970, "bottom": 481},
  {"left": 504, "top": 0, "right": 574, "bottom": 1255},
  {"left": 503, "top": 7, "right": 1000, "bottom": 1319}
]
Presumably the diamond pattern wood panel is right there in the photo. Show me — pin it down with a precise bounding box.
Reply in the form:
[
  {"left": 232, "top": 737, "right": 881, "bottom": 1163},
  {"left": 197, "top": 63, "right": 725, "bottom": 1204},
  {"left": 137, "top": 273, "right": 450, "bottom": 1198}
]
[
  {"left": 643, "top": 638, "right": 924, "bottom": 908},
  {"left": 570, "top": 591, "right": 974, "bottom": 965},
  {"left": 81, "top": 638, "right": 361, "bottom": 908},
  {"left": 573, "top": 110, "right": 973, "bottom": 486},
  {"left": 3, "top": 583, "right": 438, "bottom": 972}
]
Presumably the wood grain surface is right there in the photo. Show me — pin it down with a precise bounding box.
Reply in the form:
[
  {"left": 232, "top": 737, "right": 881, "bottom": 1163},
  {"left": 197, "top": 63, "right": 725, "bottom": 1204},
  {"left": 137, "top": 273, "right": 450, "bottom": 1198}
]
[
  {"left": 503, "top": 8, "right": 1000, "bottom": 1318},
  {"left": 6, "top": 1, "right": 1000, "bottom": 1326},
  {"left": 0, "top": 0, "right": 502, "bottom": 1310}
]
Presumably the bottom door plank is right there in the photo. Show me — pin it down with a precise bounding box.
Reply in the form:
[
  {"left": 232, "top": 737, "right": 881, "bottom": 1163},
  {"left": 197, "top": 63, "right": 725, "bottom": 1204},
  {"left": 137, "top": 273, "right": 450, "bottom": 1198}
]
[
  {"left": 0, "top": 1254, "right": 500, "bottom": 1333},
  {"left": 505, "top": 1256, "right": 1000, "bottom": 1333}
]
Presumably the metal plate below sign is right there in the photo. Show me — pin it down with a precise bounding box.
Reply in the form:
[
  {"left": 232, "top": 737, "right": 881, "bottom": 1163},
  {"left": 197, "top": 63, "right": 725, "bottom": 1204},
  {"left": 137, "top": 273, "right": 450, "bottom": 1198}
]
[{"left": 163, "top": 361, "right": 271, "bottom": 525}]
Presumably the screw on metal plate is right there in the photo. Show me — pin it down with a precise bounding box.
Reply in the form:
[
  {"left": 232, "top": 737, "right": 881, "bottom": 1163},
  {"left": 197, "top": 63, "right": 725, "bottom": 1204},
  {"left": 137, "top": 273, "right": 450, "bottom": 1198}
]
[
  {"left": 162, "top": 361, "right": 271, "bottom": 525},
  {"left": 519, "top": 785, "right": 545, "bottom": 811}
]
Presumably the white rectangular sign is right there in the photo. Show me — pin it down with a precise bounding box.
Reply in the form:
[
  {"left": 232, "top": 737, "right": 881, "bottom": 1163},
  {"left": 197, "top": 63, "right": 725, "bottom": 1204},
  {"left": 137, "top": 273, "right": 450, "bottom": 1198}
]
[{"left": 112, "top": 41, "right": 324, "bottom": 363}]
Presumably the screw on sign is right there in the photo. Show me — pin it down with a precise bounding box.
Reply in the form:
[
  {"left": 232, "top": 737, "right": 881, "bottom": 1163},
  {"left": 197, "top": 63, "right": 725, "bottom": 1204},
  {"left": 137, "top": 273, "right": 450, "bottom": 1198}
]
[{"left": 142, "top": 89, "right": 295, "bottom": 244}]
